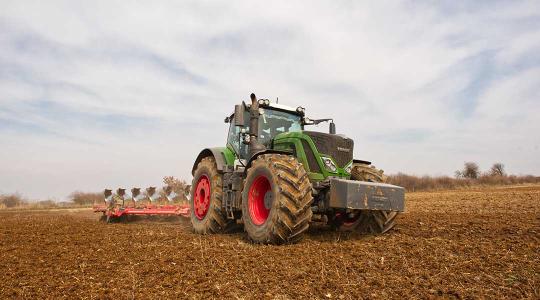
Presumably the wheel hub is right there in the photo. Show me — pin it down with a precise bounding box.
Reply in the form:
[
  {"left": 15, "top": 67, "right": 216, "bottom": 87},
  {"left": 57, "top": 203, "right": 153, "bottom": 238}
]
[
  {"left": 248, "top": 175, "right": 272, "bottom": 225},
  {"left": 263, "top": 191, "right": 273, "bottom": 210},
  {"left": 194, "top": 175, "right": 210, "bottom": 220},
  {"left": 336, "top": 211, "right": 361, "bottom": 226}
]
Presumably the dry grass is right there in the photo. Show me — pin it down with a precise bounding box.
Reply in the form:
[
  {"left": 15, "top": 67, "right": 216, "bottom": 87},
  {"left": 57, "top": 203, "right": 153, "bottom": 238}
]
[
  {"left": 0, "top": 193, "right": 92, "bottom": 211},
  {"left": 387, "top": 173, "right": 540, "bottom": 192},
  {"left": 0, "top": 202, "right": 91, "bottom": 211}
]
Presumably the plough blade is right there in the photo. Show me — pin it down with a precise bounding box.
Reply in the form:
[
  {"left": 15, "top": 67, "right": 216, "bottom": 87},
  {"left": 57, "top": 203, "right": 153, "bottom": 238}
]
[
  {"left": 163, "top": 186, "right": 177, "bottom": 202},
  {"left": 94, "top": 185, "right": 191, "bottom": 220},
  {"left": 104, "top": 189, "right": 113, "bottom": 206},
  {"left": 146, "top": 187, "right": 157, "bottom": 202},
  {"left": 116, "top": 188, "right": 127, "bottom": 206},
  {"left": 131, "top": 188, "right": 141, "bottom": 199}
]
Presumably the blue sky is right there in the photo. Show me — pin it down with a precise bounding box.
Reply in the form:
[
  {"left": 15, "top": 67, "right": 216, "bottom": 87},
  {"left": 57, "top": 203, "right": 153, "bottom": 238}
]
[{"left": 1, "top": 1, "right": 539, "bottom": 200}]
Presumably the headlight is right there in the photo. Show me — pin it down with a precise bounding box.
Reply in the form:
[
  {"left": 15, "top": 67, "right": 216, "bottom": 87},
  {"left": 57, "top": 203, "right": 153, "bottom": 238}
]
[
  {"left": 344, "top": 161, "right": 353, "bottom": 174},
  {"left": 258, "top": 99, "right": 271, "bottom": 106},
  {"left": 321, "top": 156, "right": 337, "bottom": 172}
]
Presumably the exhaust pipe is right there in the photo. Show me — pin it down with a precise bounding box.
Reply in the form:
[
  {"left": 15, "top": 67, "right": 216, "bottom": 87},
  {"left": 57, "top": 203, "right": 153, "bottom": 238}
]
[{"left": 248, "top": 93, "right": 266, "bottom": 158}]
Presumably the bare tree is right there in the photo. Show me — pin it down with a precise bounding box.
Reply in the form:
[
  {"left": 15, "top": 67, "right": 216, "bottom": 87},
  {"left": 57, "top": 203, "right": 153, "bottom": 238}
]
[
  {"left": 163, "top": 176, "right": 190, "bottom": 201},
  {"left": 462, "top": 162, "right": 480, "bottom": 179},
  {"left": 0, "top": 193, "right": 27, "bottom": 208},
  {"left": 70, "top": 191, "right": 102, "bottom": 205},
  {"left": 490, "top": 163, "right": 506, "bottom": 177}
]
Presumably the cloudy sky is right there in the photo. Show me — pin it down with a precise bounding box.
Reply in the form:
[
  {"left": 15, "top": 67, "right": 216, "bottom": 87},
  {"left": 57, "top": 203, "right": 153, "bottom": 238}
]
[{"left": 1, "top": 1, "right": 539, "bottom": 200}]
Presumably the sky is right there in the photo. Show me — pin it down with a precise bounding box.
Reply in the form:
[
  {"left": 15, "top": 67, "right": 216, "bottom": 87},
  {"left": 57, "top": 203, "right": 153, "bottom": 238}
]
[{"left": 1, "top": 1, "right": 539, "bottom": 200}]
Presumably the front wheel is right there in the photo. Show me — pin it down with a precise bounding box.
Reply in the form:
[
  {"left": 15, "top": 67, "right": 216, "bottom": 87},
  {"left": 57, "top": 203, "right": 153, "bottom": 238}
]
[
  {"left": 333, "top": 163, "right": 398, "bottom": 233},
  {"left": 242, "top": 154, "right": 313, "bottom": 244},
  {"left": 190, "top": 156, "right": 232, "bottom": 234}
]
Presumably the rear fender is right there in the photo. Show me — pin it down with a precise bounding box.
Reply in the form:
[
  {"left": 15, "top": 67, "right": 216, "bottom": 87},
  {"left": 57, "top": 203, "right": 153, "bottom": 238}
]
[{"left": 244, "top": 149, "right": 293, "bottom": 173}]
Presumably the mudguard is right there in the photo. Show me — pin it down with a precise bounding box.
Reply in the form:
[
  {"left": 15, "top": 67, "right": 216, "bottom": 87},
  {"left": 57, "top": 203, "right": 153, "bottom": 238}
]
[
  {"left": 191, "top": 148, "right": 228, "bottom": 175},
  {"left": 244, "top": 149, "right": 293, "bottom": 172}
]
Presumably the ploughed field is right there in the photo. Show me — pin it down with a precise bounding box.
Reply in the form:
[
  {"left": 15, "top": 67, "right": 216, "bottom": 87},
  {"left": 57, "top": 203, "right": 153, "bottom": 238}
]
[{"left": 1, "top": 185, "right": 539, "bottom": 299}]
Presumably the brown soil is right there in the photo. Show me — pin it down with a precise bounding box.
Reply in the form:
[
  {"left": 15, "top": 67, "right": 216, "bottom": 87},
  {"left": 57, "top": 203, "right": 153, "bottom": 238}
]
[{"left": 1, "top": 185, "right": 539, "bottom": 299}]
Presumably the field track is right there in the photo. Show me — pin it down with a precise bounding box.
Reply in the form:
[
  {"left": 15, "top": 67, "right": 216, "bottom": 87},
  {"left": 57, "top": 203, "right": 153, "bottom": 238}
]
[{"left": 1, "top": 185, "right": 539, "bottom": 299}]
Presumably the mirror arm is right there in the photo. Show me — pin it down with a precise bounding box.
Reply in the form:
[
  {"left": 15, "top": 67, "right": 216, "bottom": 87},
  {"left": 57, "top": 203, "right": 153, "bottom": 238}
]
[{"left": 305, "top": 118, "right": 333, "bottom": 125}]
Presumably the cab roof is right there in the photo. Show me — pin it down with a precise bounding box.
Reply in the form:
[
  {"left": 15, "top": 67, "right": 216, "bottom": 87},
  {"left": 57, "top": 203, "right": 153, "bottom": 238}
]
[{"left": 228, "top": 100, "right": 305, "bottom": 118}]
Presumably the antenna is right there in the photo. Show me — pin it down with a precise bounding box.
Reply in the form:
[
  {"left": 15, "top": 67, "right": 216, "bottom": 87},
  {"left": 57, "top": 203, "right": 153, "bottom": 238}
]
[{"left": 276, "top": 97, "right": 279, "bottom": 104}]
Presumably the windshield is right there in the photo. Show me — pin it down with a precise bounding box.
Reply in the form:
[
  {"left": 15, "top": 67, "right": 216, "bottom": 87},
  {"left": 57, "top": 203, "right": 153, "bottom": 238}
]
[{"left": 259, "top": 109, "right": 302, "bottom": 146}]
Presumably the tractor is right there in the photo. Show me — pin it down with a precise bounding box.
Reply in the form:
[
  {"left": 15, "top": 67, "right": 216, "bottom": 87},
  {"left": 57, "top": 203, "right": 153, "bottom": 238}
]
[{"left": 190, "top": 93, "right": 405, "bottom": 244}]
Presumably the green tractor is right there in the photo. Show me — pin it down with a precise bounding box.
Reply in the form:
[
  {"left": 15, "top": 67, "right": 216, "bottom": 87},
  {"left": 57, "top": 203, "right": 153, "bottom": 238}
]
[{"left": 190, "top": 93, "right": 405, "bottom": 244}]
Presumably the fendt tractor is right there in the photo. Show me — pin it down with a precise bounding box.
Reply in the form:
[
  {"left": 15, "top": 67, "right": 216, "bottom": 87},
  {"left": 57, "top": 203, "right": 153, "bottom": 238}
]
[{"left": 190, "top": 93, "right": 405, "bottom": 244}]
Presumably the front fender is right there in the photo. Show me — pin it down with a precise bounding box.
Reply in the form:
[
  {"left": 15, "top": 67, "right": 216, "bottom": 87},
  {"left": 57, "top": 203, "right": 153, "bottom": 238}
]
[{"left": 191, "top": 148, "right": 229, "bottom": 175}]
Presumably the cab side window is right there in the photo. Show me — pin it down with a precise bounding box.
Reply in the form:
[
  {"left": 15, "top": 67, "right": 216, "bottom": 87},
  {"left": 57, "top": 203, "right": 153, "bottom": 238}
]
[{"left": 227, "top": 112, "right": 249, "bottom": 159}]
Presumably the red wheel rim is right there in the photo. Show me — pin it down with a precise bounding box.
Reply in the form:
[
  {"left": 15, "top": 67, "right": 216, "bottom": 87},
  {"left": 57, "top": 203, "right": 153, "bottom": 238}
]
[
  {"left": 248, "top": 175, "right": 272, "bottom": 225},
  {"left": 194, "top": 175, "right": 211, "bottom": 220}
]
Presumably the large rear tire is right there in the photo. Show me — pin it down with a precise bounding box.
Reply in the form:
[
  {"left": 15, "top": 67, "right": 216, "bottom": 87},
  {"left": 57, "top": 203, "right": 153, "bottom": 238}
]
[
  {"left": 242, "top": 154, "right": 313, "bottom": 244},
  {"left": 335, "top": 164, "right": 398, "bottom": 233},
  {"left": 190, "top": 156, "right": 232, "bottom": 234}
]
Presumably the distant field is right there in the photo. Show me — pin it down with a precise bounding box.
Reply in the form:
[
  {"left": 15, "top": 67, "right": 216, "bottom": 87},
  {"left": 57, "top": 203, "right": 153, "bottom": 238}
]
[{"left": 0, "top": 185, "right": 538, "bottom": 299}]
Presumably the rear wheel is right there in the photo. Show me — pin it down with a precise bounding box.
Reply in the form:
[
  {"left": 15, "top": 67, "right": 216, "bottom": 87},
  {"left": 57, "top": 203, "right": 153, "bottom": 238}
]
[
  {"left": 334, "top": 164, "right": 398, "bottom": 233},
  {"left": 190, "top": 156, "right": 232, "bottom": 234},
  {"left": 242, "top": 154, "right": 313, "bottom": 244}
]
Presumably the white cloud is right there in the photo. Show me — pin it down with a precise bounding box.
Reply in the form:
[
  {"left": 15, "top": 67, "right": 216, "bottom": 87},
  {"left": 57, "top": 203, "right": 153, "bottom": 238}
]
[{"left": 0, "top": 0, "right": 539, "bottom": 199}]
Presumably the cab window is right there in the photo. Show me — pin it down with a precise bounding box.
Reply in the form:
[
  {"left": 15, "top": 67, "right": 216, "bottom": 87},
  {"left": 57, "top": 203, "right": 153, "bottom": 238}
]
[
  {"left": 227, "top": 112, "right": 249, "bottom": 159},
  {"left": 259, "top": 109, "right": 301, "bottom": 146}
]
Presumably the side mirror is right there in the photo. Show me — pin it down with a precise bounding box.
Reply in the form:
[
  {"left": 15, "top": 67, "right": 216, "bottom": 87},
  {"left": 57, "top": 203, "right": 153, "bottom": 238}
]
[
  {"left": 234, "top": 105, "right": 245, "bottom": 127},
  {"left": 329, "top": 122, "right": 336, "bottom": 134}
]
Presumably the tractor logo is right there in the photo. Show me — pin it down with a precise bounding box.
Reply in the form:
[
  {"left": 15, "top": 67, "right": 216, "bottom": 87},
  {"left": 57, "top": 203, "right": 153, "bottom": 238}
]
[
  {"left": 337, "top": 147, "right": 350, "bottom": 152},
  {"left": 375, "top": 187, "right": 385, "bottom": 198}
]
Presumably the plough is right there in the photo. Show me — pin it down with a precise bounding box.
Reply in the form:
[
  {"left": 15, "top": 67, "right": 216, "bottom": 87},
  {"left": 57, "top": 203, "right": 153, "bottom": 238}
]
[{"left": 93, "top": 186, "right": 191, "bottom": 222}]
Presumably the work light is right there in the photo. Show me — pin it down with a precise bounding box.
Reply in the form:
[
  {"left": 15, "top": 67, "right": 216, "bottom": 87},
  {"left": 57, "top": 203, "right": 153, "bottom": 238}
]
[
  {"left": 344, "top": 161, "right": 353, "bottom": 174},
  {"left": 321, "top": 156, "right": 337, "bottom": 172}
]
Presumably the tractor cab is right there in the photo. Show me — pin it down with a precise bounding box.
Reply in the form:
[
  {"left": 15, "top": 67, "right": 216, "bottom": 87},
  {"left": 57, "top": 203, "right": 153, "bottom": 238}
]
[
  {"left": 225, "top": 101, "right": 304, "bottom": 159},
  {"left": 225, "top": 99, "right": 337, "bottom": 162},
  {"left": 224, "top": 97, "right": 352, "bottom": 180}
]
